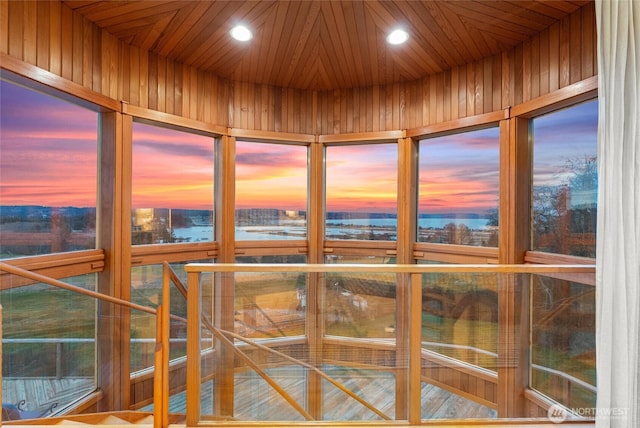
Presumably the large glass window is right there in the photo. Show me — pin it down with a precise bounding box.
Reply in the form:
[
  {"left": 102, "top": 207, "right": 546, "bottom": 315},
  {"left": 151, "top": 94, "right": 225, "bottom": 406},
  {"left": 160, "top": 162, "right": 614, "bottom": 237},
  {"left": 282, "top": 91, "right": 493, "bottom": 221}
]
[
  {"left": 531, "top": 274, "right": 596, "bottom": 410},
  {"left": 1, "top": 274, "right": 97, "bottom": 416},
  {"left": 0, "top": 80, "right": 98, "bottom": 258},
  {"left": 131, "top": 122, "right": 214, "bottom": 245},
  {"left": 235, "top": 141, "right": 307, "bottom": 240},
  {"left": 418, "top": 127, "right": 500, "bottom": 247},
  {"left": 532, "top": 99, "right": 598, "bottom": 257},
  {"left": 325, "top": 144, "right": 398, "bottom": 241}
]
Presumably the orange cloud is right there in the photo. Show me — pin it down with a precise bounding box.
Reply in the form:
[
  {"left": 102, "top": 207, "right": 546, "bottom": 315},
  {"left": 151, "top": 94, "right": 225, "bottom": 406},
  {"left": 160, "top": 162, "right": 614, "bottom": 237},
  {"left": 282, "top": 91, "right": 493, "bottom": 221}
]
[
  {"left": 131, "top": 123, "right": 214, "bottom": 210},
  {"left": 235, "top": 142, "right": 307, "bottom": 210},
  {"left": 326, "top": 144, "right": 398, "bottom": 213}
]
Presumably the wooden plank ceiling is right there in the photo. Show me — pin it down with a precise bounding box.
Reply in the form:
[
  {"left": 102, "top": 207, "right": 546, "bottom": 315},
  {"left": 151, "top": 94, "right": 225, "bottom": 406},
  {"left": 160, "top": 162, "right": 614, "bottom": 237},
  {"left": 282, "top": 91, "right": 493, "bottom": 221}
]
[{"left": 63, "top": 0, "right": 592, "bottom": 91}]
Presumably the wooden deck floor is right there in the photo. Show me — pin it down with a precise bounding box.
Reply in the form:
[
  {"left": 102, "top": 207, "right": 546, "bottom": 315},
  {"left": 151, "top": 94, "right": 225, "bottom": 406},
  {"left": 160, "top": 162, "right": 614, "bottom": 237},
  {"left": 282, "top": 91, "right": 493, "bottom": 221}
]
[
  {"left": 2, "top": 378, "right": 94, "bottom": 417},
  {"left": 162, "top": 366, "right": 497, "bottom": 421},
  {"left": 4, "top": 367, "right": 496, "bottom": 422}
]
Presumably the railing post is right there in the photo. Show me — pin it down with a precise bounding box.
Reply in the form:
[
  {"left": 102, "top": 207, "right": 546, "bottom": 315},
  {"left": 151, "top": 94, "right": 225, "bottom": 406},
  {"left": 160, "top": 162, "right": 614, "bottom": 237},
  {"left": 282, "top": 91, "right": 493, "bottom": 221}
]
[
  {"left": 56, "top": 342, "right": 63, "bottom": 379},
  {"left": 158, "top": 263, "right": 171, "bottom": 427},
  {"left": 307, "top": 135, "right": 325, "bottom": 419},
  {"left": 497, "top": 273, "right": 531, "bottom": 417},
  {"left": 395, "top": 272, "right": 410, "bottom": 420},
  {"left": 214, "top": 272, "right": 235, "bottom": 417},
  {"left": 1, "top": 304, "right": 3, "bottom": 421},
  {"left": 409, "top": 272, "right": 423, "bottom": 424},
  {"left": 186, "top": 271, "right": 202, "bottom": 426},
  {"left": 153, "top": 304, "right": 164, "bottom": 428}
]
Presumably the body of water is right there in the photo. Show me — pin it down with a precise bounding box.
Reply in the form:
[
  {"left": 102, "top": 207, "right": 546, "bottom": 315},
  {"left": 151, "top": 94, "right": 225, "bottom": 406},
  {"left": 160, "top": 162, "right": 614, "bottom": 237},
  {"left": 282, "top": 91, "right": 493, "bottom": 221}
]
[
  {"left": 327, "top": 217, "right": 490, "bottom": 230},
  {"left": 173, "top": 217, "right": 491, "bottom": 241}
]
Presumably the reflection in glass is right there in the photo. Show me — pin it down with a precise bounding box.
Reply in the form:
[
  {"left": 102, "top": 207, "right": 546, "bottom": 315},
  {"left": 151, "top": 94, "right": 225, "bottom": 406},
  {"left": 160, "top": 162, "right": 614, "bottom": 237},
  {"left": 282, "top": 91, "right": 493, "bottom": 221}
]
[
  {"left": 325, "top": 144, "right": 398, "bottom": 241},
  {"left": 321, "top": 256, "right": 401, "bottom": 420},
  {"left": 421, "top": 272, "right": 498, "bottom": 371},
  {"left": 532, "top": 99, "right": 598, "bottom": 257},
  {"left": 130, "top": 262, "right": 199, "bottom": 372},
  {"left": 531, "top": 275, "right": 596, "bottom": 410},
  {"left": 324, "top": 255, "right": 397, "bottom": 339},
  {"left": 131, "top": 122, "right": 214, "bottom": 245},
  {"left": 202, "top": 261, "right": 308, "bottom": 420},
  {"left": 0, "top": 80, "right": 98, "bottom": 258},
  {"left": 1, "top": 274, "right": 97, "bottom": 417},
  {"left": 418, "top": 127, "right": 499, "bottom": 247},
  {"left": 233, "top": 271, "right": 306, "bottom": 339},
  {"left": 132, "top": 262, "right": 214, "bottom": 414},
  {"left": 235, "top": 141, "right": 307, "bottom": 240}
]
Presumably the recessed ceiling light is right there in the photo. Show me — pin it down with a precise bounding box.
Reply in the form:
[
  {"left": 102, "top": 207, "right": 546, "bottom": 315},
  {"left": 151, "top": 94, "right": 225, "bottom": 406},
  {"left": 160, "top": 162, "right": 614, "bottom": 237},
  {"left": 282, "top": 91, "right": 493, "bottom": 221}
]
[
  {"left": 387, "top": 29, "right": 409, "bottom": 45},
  {"left": 230, "top": 25, "right": 252, "bottom": 42}
]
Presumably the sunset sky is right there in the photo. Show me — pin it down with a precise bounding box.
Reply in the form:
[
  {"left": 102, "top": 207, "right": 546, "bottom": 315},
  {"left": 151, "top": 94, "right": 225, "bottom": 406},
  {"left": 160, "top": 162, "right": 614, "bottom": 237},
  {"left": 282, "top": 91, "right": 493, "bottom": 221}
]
[
  {"left": 236, "top": 141, "right": 307, "bottom": 210},
  {"left": 326, "top": 143, "right": 398, "bottom": 213},
  {"left": 533, "top": 99, "right": 598, "bottom": 187},
  {"left": 132, "top": 122, "right": 214, "bottom": 210},
  {"left": 1, "top": 80, "right": 597, "bottom": 215},
  {"left": 0, "top": 80, "right": 98, "bottom": 207},
  {"left": 419, "top": 127, "right": 499, "bottom": 215}
]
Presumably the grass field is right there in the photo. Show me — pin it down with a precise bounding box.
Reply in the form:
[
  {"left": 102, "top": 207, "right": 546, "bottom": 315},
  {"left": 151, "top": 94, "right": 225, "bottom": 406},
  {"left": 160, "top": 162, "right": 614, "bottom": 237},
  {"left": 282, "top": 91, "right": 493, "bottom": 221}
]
[{"left": 1, "top": 275, "right": 97, "bottom": 377}]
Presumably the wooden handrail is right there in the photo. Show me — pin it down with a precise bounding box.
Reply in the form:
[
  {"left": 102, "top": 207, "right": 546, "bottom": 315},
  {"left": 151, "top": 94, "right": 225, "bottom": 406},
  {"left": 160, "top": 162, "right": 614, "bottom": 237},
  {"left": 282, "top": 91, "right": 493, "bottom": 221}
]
[
  {"left": 184, "top": 263, "right": 595, "bottom": 274},
  {"left": 0, "top": 262, "right": 156, "bottom": 315}
]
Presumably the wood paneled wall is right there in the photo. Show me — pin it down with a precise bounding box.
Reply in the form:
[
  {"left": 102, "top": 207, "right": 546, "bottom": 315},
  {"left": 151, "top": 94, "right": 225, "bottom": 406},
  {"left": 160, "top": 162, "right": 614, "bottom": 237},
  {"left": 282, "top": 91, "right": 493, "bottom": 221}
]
[{"left": 1, "top": 1, "right": 596, "bottom": 135}]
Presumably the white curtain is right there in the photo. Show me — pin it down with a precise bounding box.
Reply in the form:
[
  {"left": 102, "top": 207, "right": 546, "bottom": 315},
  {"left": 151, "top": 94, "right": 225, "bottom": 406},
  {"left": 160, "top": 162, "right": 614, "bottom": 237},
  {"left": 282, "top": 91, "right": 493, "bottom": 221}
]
[{"left": 595, "top": 1, "right": 640, "bottom": 428}]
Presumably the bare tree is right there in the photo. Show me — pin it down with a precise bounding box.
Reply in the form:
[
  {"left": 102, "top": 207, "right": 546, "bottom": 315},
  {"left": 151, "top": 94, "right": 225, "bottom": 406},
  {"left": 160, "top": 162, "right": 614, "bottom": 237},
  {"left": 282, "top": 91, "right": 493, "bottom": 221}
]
[{"left": 533, "top": 156, "right": 597, "bottom": 257}]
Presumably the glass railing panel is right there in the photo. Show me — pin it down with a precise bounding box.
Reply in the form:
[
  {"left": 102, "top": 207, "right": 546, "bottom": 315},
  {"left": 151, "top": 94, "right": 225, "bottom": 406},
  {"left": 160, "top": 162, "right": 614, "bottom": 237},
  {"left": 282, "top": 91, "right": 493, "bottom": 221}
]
[
  {"left": 130, "top": 262, "right": 198, "bottom": 372},
  {"left": 131, "top": 262, "right": 214, "bottom": 415},
  {"left": 234, "top": 271, "right": 306, "bottom": 339},
  {"left": 193, "top": 270, "right": 306, "bottom": 421},
  {"left": 420, "top": 272, "right": 498, "bottom": 372},
  {"left": 321, "top": 257, "right": 402, "bottom": 421},
  {"left": 324, "top": 255, "right": 397, "bottom": 339},
  {"left": 418, "top": 271, "right": 499, "bottom": 420},
  {"left": 183, "top": 263, "right": 596, "bottom": 425},
  {"left": 1, "top": 274, "right": 97, "bottom": 419},
  {"left": 531, "top": 273, "right": 596, "bottom": 411},
  {"left": 323, "top": 270, "right": 397, "bottom": 339},
  {"left": 131, "top": 261, "right": 216, "bottom": 371},
  {"left": 196, "top": 270, "right": 216, "bottom": 421}
]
